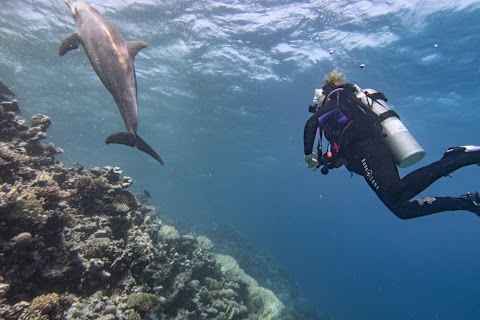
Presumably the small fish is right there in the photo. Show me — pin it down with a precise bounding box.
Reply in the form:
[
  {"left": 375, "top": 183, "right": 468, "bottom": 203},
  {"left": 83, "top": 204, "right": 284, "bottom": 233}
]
[{"left": 144, "top": 190, "right": 151, "bottom": 199}]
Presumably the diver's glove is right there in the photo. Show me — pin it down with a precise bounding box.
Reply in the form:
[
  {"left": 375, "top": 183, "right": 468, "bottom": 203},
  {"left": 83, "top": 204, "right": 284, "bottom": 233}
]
[{"left": 304, "top": 153, "right": 319, "bottom": 169}]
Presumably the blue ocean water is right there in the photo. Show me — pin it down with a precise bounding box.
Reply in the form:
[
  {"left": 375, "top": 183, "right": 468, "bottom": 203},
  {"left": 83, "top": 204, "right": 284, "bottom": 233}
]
[{"left": 1, "top": 0, "right": 480, "bottom": 319}]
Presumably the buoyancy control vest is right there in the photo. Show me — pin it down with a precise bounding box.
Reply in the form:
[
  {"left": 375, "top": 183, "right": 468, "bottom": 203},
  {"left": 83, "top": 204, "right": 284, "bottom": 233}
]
[{"left": 317, "top": 84, "right": 426, "bottom": 168}]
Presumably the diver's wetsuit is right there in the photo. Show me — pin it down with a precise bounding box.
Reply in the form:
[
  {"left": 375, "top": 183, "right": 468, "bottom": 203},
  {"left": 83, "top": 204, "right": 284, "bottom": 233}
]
[{"left": 304, "top": 90, "right": 480, "bottom": 220}]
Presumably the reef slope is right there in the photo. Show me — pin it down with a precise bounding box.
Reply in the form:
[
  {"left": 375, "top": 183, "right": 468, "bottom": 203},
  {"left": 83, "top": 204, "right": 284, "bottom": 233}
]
[{"left": 0, "top": 98, "right": 284, "bottom": 320}]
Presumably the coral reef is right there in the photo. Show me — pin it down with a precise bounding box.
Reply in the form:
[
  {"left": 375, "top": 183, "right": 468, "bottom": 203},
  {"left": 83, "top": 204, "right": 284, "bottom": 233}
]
[
  {"left": 191, "top": 224, "right": 332, "bottom": 320},
  {"left": 0, "top": 98, "right": 285, "bottom": 319}
]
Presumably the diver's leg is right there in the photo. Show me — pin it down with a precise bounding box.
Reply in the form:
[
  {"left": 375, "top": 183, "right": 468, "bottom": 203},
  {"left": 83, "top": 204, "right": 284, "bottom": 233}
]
[
  {"left": 351, "top": 141, "right": 480, "bottom": 219},
  {"left": 380, "top": 193, "right": 479, "bottom": 220},
  {"left": 399, "top": 145, "right": 480, "bottom": 199}
]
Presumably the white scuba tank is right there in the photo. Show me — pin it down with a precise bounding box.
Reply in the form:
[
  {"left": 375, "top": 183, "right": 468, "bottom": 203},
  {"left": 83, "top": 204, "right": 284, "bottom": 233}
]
[{"left": 355, "top": 86, "right": 426, "bottom": 168}]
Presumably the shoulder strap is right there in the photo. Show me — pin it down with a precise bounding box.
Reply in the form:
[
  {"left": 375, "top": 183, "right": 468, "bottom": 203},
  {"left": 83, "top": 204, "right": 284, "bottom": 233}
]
[{"left": 366, "top": 91, "right": 388, "bottom": 102}]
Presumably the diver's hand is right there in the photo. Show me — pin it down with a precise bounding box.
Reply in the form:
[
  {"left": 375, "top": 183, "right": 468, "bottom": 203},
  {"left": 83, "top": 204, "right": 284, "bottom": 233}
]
[{"left": 304, "top": 153, "right": 319, "bottom": 169}]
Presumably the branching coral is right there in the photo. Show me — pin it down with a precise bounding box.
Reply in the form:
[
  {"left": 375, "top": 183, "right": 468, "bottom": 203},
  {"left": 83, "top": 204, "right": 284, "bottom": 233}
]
[
  {"left": 73, "top": 175, "right": 110, "bottom": 213},
  {"left": 113, "top": 190, "right": 139, "bottom": 213},
  {"left": 2, "top": 171, "right": 71, "bottom": 221},
  {"left": 127, "top": 292, "right": 158, "bottom": 314},
  {"left": 0, "top": 292, "right": 71, "bottom": 320}
]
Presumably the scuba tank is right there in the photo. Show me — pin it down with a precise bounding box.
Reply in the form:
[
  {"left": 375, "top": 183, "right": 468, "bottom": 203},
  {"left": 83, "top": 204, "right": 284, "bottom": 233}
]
[{"left": 355, "top": 86, "right": 426, "bottom": 168}]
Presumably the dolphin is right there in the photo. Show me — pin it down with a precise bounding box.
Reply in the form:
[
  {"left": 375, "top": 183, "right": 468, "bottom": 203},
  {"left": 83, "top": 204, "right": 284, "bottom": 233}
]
[{"left": 59, "top": 0, "right": 164, "bottom": 165}]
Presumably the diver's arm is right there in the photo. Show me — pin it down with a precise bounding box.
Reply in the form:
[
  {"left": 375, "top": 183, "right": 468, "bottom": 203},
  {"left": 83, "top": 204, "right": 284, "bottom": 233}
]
[
  {"left": 304, "top": 114, "right": 319, "bottom": 155},
  {"left": 303, "top": 100, "right": 337, "bottom": 155}
]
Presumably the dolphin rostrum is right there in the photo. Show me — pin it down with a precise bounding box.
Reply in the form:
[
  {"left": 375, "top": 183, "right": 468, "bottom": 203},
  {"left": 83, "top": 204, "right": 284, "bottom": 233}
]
[{"left": 59, "top": 0, "right": 164, "bottom": 165}]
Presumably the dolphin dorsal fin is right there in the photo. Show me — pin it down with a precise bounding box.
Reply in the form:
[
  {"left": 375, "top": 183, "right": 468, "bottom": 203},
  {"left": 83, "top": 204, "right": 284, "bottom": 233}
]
[{"left": 127, "top": 41, "right": 147, "bottom": 59}]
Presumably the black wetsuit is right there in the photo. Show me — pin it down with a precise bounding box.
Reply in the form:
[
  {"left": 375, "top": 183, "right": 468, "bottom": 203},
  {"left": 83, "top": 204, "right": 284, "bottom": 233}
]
[{"left": 304, "top": 86, "right": 480, "bottom": 219}]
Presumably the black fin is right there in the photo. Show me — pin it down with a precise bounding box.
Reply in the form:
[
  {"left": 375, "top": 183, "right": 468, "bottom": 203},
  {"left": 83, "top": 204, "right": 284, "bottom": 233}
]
[
  {"left": 105, "top": 132, "right": 136, "bottom": 147},
  {"left": 59, "top": 33, "right": 80, "bottom": 56},
  {"left": 135, "top": 134, "right": 165, "bottom": 165}
]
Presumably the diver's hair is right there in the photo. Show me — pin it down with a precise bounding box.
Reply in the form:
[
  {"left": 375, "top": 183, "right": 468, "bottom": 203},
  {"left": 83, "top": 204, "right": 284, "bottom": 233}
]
[{"left": 323, "top": 70, "right": 345, "bottom": 87}]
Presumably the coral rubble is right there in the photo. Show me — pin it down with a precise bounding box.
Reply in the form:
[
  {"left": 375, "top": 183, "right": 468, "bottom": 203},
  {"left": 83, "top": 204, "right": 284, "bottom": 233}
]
[{"left": 0, "top": 99, "right": 284, "bottom": 319}]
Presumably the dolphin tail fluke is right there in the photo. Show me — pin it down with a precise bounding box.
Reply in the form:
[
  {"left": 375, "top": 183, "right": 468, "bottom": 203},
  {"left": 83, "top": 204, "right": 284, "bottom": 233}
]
[
  {"left": 135, "top": 134, "right": 165, "bottom": 165},
  {"left": 135, "top": 135, "right": 165, "bottom": 166},
  {"left": 106, "top": 132, "right": 164, "bottom": 165},
  {"left": 106, "top": 132, "right": 136, "bottom": 147}
]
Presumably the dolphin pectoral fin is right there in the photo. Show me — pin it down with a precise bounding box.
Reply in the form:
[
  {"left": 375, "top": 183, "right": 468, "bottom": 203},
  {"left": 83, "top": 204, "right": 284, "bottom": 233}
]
[
  {"left": 135, "top": 134, "right": 165, "bottom": 165},
  {"left": 126, "top": 41, "right": 147, "bottom": 59},
  {"left": 59, "top": 33, "right": 81, "bottom": 56},
  {"left": 0, "top": 81, "right": 15, "bottom": 97},
  {"left": 105, "top": 132, "right": 136, "bottom": 147}
]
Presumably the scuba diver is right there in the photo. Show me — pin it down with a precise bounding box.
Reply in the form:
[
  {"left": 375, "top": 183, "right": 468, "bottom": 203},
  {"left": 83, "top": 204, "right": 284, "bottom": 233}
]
[{"left": 303, "top": 70, "right": 480, "bottom": 220}]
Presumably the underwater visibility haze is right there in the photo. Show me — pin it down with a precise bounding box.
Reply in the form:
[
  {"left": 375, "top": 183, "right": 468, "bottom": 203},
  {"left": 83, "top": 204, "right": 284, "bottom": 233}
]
[{"left": 2, "top": 0, "right": 480, "bottom": 319}]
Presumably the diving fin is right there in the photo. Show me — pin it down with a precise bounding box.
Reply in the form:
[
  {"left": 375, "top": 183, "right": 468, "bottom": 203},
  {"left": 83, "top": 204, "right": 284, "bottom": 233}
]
[{"left": 443, "top": 145, "right": 480, "bottom": 166}]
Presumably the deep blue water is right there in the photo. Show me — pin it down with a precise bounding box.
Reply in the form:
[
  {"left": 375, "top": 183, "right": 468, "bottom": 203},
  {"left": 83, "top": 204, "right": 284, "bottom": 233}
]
[{"left": 2, "top": 0, "right": 480, "bottom": 319}]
